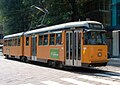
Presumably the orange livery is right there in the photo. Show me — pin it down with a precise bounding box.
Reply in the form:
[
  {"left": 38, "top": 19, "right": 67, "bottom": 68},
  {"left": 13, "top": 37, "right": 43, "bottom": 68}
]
[{"left": 3, "top": 21, "right": 109, "bottom": 68}]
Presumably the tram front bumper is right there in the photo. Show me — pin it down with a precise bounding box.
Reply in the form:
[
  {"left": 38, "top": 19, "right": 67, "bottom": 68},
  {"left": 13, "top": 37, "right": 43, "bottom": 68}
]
[{"left": 82, "top": 60, "right": 109, "bottom": 67}]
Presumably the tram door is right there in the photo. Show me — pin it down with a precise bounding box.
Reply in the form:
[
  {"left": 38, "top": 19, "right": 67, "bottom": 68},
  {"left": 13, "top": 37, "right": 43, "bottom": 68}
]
[
  {"left": 66, "top": 30, "right": 81, "bottom": 66},
  {"left": 32, "top": 35, "right": 37, "bottom": 61}
]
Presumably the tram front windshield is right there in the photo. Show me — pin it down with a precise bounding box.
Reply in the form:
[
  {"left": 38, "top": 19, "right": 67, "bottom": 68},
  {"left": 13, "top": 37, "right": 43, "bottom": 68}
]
[{"left": 84, "top": 31, "right": 106, "bottom": 45}]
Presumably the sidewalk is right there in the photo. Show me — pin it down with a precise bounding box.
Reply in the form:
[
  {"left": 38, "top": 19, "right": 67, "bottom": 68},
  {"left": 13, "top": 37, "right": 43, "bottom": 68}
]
[{"left": 107, "top": 58, "right": 120, "bottom": 67}]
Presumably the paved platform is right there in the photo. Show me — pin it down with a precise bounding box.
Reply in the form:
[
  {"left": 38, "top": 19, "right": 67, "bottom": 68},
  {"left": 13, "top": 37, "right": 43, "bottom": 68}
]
[{"left": 107, "top": 58, "right": 120, "bottom": 67}]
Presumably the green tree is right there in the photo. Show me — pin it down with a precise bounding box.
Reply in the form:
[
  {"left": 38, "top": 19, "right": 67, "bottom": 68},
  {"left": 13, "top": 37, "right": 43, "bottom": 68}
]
[{"left": 0, "top": 0, "right": 84, "bottom": 35}]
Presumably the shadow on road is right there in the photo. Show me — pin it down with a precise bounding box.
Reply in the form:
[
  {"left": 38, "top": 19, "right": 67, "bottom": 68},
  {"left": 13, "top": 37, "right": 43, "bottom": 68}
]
[{"left": 5, "top": 57, "right": 110, "bottom": 74}]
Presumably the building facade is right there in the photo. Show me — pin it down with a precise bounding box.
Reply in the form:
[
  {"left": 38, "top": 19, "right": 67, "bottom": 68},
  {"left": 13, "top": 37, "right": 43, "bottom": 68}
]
[
  {"left": 80, "top": 0, "right": 120, "bottom": 57},
  {"left": 82, "top": 0, "right": 111, "bottom": 27},
  {"left": 112, "top": 0, "right": 120, "bottom": 57},
  {"left": 81, "top": 0, "right": 112, "bottom": 56}
]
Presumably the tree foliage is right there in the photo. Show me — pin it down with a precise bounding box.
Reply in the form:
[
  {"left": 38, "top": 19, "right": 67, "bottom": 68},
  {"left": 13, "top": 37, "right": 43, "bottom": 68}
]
[{"left": 0, "top": 0, "right": 84, "bottom": 35}]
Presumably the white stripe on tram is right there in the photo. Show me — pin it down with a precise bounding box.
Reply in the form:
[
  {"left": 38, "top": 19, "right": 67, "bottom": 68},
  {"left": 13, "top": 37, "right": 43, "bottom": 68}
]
[
  {"left": 78, "top": 75, "right": 120, "bottom": 85},
  {"left": 61, "top": 78, "right": 94, "bottom": 85},
  {"left": 41, "top": 80, "right": 63, "bottom": 85}
]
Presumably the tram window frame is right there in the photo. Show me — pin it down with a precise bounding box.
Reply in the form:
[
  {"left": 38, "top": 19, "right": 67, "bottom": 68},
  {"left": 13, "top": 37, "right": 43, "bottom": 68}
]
[
  {"left": 26, "top": 37, "right": 29, "bottom": 46},
  {"left": 43, "top": 35, "right": 48, "bottom": 45},
  {"left": 56, "top": 33, "right": 62, "bottom": 45},
  {"left": 38, "top": 35, "right": 43, "bottom": 45},
  {"left": 18, "top": 38, "right": 20, "bottom": 46},
  {"left": 50, "top": 34, "right": 55, "bottom": 45}
]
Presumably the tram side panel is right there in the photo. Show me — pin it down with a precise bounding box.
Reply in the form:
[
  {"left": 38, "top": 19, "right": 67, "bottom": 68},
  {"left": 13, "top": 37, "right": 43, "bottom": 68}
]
[
  {"left": 10, "top": 37, "right": 24, "bottom": 57},
  {"left": 3, "top": 36, "right": 24, "bottom": 57},
  {"left": 36, "top": 32, "right": 65, "bottom": 63},
  {"left": 24, "top": 36, "right": 32, "bottom": 58},
  {"left": 3, "top": 41, "right": 10, "bottom": 56},
  {"left": 37, "top": 46, "right": 65, "bottom": 61},
  {"left": 82, "top": 45, "right": 108, "bottom": 67}
]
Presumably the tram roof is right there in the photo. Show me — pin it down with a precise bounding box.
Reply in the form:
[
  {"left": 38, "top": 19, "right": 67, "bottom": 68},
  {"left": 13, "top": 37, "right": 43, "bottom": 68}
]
[
  {"left": 25, "top": 21, "right": 103, "bottom": 35},
  {"left": 4, "top": 32, "right": 24, "bottom": 39},
  {"left": 3, "top": 21, "right": 103, "bottom": 39}
]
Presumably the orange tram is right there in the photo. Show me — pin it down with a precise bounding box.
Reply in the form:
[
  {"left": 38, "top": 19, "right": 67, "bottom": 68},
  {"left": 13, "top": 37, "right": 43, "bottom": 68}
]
[{"left": 3, "top": 21, "right": 109, "bottom": 68}]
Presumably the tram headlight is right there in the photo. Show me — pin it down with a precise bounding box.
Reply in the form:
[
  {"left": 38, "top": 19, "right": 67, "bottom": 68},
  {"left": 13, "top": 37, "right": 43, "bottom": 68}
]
[{"left": 98, "top": 52, "right": 102, "bottom": 57}]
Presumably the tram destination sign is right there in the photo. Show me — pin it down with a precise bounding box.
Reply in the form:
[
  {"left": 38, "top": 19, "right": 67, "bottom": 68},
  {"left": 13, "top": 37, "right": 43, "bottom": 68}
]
[{"left": 89, "top": 23, "right": 102, "bottom": 29}]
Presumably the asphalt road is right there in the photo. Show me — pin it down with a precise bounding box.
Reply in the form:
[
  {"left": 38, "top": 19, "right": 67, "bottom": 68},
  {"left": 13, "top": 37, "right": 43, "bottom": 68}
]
[{"left": 0, "top": 52, "right": 120, "bottom": 85}]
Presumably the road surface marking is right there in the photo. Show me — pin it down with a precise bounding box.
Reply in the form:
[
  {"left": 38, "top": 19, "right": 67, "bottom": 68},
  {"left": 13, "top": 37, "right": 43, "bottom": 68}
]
[
  {"left": 41, "top": 80, "right": 63, "bottom": 85},
  {"left": 106, "top": 72, "right": 120, "bottom": 76},
  {"left": 95, "top": 73, "right": 120, "bottom": 80},
  {"left": 19, "top": 83, "right": 34, "bottom": 85},
  {"left": 115, "top": 71, "right": 120, "bottom": 74},
  {"left": 78, "top": 75, "right": 120, "bottom": 85},
  {"left": 61, "top": 78, "right": 94, "bottom": 85}
]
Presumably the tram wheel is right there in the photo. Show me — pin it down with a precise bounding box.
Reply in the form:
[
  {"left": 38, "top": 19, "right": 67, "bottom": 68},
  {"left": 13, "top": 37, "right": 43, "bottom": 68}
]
[
  {"left": 48, "top": 60, "right": 56, "bottom": 68},
  {"left": 5, "top": 55, "right": 9, "bottom": 59},
  {"left": 56, "top": 61, "right": 64, "bottom": 69},
  {"left": 22, "top": 57, "right": 28, "bottom": 63}
]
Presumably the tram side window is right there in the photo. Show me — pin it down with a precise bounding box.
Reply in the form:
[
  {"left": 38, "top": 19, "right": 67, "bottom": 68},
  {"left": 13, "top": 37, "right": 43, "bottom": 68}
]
[
  {"left": 15, "top": 39, "right": 17, "bottom": 46},
  {"left": 43, "top": 35, "right": 48, "bottom": 45},
  {"left": 6, "top": 40, "right": 8, "bottom": 46},
  {"left": 10, "top": 40, "right": 12, "bottom": 46},
  {"left": 38, "top": 35, "right": 43, "bottom": 45},
  {"left": 7, "top": 40, "right": 9, "bottom": 46},
  {"left": 18, "top": 38, "right": 20, "bottom": 46},
  {"left": 8, "top": 40, "right": 12, "bottom": 46},
  {"left": 26, "top": 37, "right": 29, "bottom": 46},
  {"left": 13, "top": 39, "right": 16, "bottom": 46},
  {"left": 7, "top": 40, "right": 8, "bottom": 46},
  {"left": 8, "top": 40, "right": 10, "bottom": 46},
  {"left": 14, "top": 39, "right": 16, "bottom": 46},
  {"left": 66, "top": 33, "right": 69, "bottom": 59},
  {"left": 4, "top": 40, "right": 7, "bottom": 46},
  {"left": 10, "top": 39, "right": 15, "bottom": 46},
  {"left": 8, "top": 40, "right": 11, "bottom": 46},
  {"left": 6, "top": 41, "right": 8, "bottom": 46},
  {"left": 78, "top": 33, "right": 81, "bottom": 60},
  {"left": 56, "top": 33, "right": 62, "bottom": 45},
  {"left": 50, "top": 34, "right": 55, "bottom": 45},
  {"left": 3, "top": 41, "right": 5, "bottom": 46},
  {"left": 11, "top": 39, "right": 13, "bottom": 46},
  {"left": 84, "top": 33, "right": 88, "bottom": 45}
]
